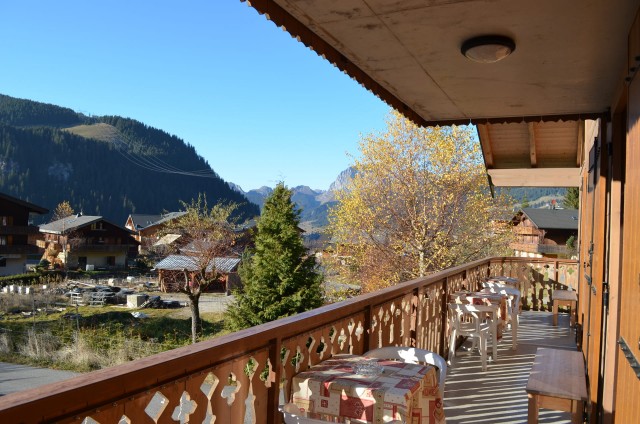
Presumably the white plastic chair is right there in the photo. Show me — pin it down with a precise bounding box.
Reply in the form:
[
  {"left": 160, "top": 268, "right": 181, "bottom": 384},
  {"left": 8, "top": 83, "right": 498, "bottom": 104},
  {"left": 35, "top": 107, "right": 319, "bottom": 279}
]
[
  {"left": 448, "top": 303, "right": 497, "bottom": 371},
  {"left": 364, "top": 346, "right": 447, "bottom": 395},
  {"left": 280, "top": 404, "right": 335, "bottom": 424},
  {"left": 482, "top": 282, "right": 522, "bottom": 349},
  {"left": 280, "top": 403, "right": 403, "bottom": 423}
]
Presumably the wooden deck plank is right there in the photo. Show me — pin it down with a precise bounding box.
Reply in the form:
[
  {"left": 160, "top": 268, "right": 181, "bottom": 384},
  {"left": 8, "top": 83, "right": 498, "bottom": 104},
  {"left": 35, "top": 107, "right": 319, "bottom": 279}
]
[{"left": 444, "top": 311, "right": 579, "bottom": 424}]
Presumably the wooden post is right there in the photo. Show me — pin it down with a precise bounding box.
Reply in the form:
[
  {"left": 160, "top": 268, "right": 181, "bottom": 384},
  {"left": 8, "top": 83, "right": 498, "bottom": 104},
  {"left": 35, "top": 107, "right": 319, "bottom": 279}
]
[
  {"left": 440, "top": 278, "right": 449, "bottom": 358},
  {"left": 268, "top": 337, "right": 282, "bottom": 424}
]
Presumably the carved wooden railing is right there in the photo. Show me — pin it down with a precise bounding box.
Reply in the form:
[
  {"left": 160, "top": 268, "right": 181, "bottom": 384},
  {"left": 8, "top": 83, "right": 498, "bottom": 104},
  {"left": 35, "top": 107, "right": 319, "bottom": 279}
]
[{"left": 0, "top": 257, "right": 577, "bottom": 423}]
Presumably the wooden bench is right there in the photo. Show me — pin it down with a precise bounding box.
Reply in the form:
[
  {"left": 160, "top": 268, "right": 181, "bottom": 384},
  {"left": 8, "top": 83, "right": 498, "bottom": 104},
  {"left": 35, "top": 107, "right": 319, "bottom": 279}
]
[
  {"left": 526, "top": 347, "right": 587, "bottom": 424},
  {"left": 552, "top": 289, "right": 578, "bottom": 327}
]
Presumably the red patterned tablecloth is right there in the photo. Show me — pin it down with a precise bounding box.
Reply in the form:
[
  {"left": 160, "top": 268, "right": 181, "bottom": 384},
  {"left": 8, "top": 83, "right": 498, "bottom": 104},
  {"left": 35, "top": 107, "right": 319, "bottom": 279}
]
[{"left": 291, "top": 354, "right": 446, "bottom": 423}]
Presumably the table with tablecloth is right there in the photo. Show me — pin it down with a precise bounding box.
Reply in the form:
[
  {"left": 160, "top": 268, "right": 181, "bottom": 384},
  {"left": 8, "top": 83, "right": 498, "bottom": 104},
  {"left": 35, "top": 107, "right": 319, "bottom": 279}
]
[{"left": 290, "top": 354, "right": 446, "bottom": 423}]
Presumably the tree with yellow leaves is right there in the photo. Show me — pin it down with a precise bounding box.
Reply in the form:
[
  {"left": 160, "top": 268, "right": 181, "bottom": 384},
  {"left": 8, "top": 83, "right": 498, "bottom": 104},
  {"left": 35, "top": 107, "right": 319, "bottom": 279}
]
[
  {"left": 329, "top": 111, "right": 513, "bottom": 292},
  {"left": 51, "top": 200, "right": 75, "bottom": 222}
]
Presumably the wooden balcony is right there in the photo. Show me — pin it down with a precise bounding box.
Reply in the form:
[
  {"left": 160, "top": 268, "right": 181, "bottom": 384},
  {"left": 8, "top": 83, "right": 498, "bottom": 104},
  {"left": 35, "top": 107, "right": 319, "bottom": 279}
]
[
  {"left": 445, "top": 310, "right": 579, "bottom": 423},
  {"left": 0, "top": 244, "right": 40, "bottom": 255},
  {"left": 72, "top": 243, "right": 134, "bottom": 253},
  {"left": 511, "top": 242, "right": 571, "bottom": 256},
  {"left": 0, "top": 256, "right": 579, "bottom": 423},
  {"left": 0, "top": 225, "right": 40, "bottom": 235}
]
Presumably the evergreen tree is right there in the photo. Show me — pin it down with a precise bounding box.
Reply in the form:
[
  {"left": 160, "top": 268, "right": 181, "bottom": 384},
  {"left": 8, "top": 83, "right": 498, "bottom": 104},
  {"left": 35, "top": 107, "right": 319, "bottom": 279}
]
[
  {"left": 224, "top": 183, "right": 324, "bottom": 331},
  {"left": 563, "top": 187, "right": 580, "bottom": 209},
  {"left": 521, "top": 192, "right": 530, "bottom": 208}
]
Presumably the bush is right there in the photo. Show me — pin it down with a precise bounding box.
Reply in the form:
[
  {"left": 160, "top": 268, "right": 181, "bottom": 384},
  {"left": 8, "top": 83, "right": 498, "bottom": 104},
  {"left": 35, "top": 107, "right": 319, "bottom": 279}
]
[
  {"left": 0, "top": 271, "right": 64, "bottom": 288},
  {"left": 20, "top": 329, "right": 60, "bottom": 360},
  {"left": 0, "top": 273, "right": 42, "bottom": 287}
]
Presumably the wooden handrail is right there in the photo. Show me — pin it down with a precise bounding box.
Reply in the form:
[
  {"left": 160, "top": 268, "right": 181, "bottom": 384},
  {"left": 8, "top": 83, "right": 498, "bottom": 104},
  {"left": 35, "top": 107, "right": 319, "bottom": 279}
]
[{"left": 0, "top": 256, "right": 578, "bottom": 423}]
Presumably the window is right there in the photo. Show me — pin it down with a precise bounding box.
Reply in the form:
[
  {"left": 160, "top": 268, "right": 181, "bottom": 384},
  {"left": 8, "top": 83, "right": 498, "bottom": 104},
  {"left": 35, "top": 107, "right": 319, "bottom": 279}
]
[
  {"left": 91, "top": 222, "right": 105, "bottom": 230},
  {"left": 107, "top": 256, "right": 116, "bottom": 266},
  {"left": 0, "top": 258, "right": 6, "bottom": 267},
  {"left": 0, "top": 236, "right": 6, "bottom": 245}
]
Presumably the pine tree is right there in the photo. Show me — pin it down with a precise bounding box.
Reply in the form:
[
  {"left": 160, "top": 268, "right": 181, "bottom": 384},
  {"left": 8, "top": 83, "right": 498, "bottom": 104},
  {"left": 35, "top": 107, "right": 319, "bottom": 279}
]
[
  {"left": 521, "top": 192, "right": 530, "bottom": 208},
  {"left": 224, "top": 183, "right": 324, "bottom": 331},
  {"left": 563, "top": 187, "right": 580, "bottom": 209}
]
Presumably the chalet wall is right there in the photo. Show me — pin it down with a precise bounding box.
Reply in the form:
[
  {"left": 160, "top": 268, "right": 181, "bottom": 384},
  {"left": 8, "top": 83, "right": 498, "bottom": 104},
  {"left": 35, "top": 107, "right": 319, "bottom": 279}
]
[{"left": 0, "top": 257, "right": 26, "bottom": 276}]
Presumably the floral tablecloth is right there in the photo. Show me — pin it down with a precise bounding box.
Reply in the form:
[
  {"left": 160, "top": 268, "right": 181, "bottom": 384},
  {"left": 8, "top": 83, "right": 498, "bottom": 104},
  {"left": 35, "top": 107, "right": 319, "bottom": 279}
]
[{"left": 291, "top": 354, "right": 446, "bottom": 423}]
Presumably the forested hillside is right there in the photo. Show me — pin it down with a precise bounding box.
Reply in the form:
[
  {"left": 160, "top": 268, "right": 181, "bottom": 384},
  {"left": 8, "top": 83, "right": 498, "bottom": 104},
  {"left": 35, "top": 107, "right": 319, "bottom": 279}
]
[{"left": 0, "top": 94, "right": 259, "bottom": 223}]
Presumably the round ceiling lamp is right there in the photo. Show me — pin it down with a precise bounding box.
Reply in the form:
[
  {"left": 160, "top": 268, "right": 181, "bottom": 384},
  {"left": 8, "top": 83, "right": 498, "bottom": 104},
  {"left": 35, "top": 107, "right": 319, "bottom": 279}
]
[{"left": 461, "top": 35, "right": 515, "bottom": 63}]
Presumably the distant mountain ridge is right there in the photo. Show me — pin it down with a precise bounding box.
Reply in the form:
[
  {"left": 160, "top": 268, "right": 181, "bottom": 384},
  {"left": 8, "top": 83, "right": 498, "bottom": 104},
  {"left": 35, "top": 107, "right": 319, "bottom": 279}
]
[
  {"left": 233, "top": 167, "right": 357, "bottom": 230},
  {"left": 236, "top": 167, "right": 569, "bottom": 232},
  {"left": 0, "top": 94, "right": 259, "bottom": 223}
]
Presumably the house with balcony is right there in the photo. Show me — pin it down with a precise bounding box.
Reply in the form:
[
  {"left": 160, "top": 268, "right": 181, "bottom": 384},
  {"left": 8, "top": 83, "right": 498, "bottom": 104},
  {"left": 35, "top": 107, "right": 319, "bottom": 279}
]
[
  {"left": 39, "top": 214, "right": 139, "bottom": 270},
  {"left": 511, "top": 208, "right": 579, "bottom": 258},
  {"left": 1, "top": 1, "right": 639, "bottom": 423},
  {"left": 0, "top": 192, "right": 48, "bottom": 276},
  {"left": 124, "top": 212, "right": 186, "bottom": 252}
]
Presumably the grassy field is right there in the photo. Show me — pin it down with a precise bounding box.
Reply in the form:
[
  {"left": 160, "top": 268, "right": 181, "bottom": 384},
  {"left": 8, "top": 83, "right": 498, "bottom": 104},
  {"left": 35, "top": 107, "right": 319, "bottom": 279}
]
[{"left": 0, "top": 293, "right": 228, "bottom": 372}]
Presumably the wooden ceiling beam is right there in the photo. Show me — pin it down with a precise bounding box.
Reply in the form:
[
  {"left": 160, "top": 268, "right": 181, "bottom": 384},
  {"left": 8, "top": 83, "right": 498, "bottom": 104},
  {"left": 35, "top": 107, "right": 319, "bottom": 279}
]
[
  {"left": 528, "top": 122, "right": 538, "bottom": 167},
  {"left": 477, "top": 124, "right": 494, "bottom": 168},
  {"left": 577, "top": 120, "right": 584, "bottom": 167}
]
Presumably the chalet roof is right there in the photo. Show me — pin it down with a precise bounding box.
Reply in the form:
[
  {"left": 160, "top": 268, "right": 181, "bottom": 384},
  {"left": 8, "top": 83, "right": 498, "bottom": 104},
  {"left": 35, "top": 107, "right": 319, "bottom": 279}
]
[
  {"left": 518, "top": 208, "right": 579, "bottom": 231},
  {"left": 0, "top": 192, "right": 48, "bottom": 214},
  {"left": 155, "top": 255, "right": 240, "bottom": 273},
  {"left": 40, "top": 215, "right": 134, "bottom": 235},
  {"left": 154, "top": 234, "right": 182, "bottom": 247},
  {"left": 129, "top": 212, "right": 186, "bottom": 230}
]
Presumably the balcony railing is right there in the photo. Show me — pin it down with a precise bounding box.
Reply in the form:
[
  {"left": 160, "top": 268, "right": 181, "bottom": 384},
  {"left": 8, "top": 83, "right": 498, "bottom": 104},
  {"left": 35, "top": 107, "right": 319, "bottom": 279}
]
[
  {"left": 511, "top": 242, "right": 571, "bottom": 255},
  {"left": 512, "top": 226, "right": 540, "bottom": 235},
  {"left": 0, "top": 225, "right": 40, "bottom": 235},
  {"left": 72, "top": 243, "right": 134, "bottom": 253},
  {"left": 0, "top": 256, "right": 578, "bottom": 423},
  {"left": 0, "top": 244, "right": 40, "bottom": 255}
]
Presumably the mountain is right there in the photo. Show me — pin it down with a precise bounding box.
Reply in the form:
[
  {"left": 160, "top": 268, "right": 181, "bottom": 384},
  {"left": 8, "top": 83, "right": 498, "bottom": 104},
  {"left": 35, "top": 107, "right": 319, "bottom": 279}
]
[
  {"left": 243, "top": 186, "right": 273, "bottom": 209},
  {"left": 496, "top": 187, "right": 568, "bottom": 208},
  {"left": 317, "top": 167, "right": 356, "bottom": 204},
  {"left": 238, "top": 169, "right": 357, "bottom": 232},
  {"left": 0, "top": 94, "right": 260, "bottom": 224}
]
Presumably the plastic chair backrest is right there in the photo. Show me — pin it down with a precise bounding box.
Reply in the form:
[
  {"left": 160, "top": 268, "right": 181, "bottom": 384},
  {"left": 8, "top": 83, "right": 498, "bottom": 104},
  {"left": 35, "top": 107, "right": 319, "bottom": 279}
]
[
  {"left": 482, "top": 282, "right": 522, "bottom": 315},
  {"left": 364, "top": 346, "right": 447, "bottom": 393},
  {"left": 449, "top": 303, "right": 495, "bottom": 332}
]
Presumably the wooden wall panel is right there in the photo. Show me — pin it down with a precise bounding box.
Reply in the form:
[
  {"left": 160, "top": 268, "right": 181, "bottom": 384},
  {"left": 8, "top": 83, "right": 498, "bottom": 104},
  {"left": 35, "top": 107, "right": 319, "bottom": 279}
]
[{"left": 614, "top": 60, "right": 640, "bottom": 422}]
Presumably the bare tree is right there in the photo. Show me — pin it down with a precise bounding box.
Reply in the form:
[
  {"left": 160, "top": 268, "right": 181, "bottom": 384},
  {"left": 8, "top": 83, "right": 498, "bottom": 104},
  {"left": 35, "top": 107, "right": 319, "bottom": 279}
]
[{"left": 160, "top": 195, "right": 238, "bottom": 343}]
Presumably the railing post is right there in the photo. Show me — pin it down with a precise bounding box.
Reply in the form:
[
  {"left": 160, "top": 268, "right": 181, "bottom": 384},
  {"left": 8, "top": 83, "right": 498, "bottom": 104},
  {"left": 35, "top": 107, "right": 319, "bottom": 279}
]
[
  {"left": 440, "top": 277, "right": 448, "bottom": 358},
  {"left": 268, "top": 337, "right": 282, "bottom": 424},
  {"left": 554, "top": 260, "right": 559, "bottom": 290},
  {"left": 363, "top": 304, "right": 373, "bottom": 352},
  {"left": 411, "top": 287, "right": 419, "bottom": 347}
]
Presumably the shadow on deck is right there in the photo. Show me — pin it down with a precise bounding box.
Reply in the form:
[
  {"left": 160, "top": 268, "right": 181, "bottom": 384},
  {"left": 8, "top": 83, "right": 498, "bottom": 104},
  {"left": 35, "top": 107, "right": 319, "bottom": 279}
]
[{"left": 444, "top": 311, "right": 579, "bottom": 424}]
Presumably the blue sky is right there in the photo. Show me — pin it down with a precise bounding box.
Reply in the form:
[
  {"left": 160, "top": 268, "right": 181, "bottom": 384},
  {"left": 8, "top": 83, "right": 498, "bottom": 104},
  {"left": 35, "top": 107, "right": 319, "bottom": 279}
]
[{"left": 0, "top": 1, "right": 390, "bottom": 191}]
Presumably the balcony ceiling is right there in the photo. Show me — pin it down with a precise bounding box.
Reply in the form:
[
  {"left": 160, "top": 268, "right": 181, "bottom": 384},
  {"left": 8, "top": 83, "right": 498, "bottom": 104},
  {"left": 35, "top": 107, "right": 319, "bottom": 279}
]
[{"left": 245, "top": 0, "right": 639, "bottom": 186}]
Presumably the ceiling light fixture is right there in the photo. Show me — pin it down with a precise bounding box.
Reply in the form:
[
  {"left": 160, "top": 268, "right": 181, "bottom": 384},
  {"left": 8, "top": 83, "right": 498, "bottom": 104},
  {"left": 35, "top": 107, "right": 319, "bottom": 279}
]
[{"left": 461, "top": 35, "right": 515, "bottom": 63}]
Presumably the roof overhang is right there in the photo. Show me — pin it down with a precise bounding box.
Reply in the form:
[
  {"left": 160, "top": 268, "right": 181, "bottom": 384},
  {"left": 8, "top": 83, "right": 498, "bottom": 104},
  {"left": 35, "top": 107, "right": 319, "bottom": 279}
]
[
  {"left": 478, "top": 119, "right": 586, "bottom": 187},
  {"left": 241, "top": 0, "right": 638, "bottom": 186},
  {"left": 488, "top": 168, "right": 580, "bottom": 187}
]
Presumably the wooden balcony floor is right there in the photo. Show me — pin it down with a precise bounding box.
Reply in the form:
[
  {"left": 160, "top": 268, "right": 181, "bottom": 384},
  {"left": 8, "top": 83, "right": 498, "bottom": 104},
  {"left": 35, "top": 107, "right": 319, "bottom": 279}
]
[{"left": 444, "top": 311, "right": 579, "bottom": 424}]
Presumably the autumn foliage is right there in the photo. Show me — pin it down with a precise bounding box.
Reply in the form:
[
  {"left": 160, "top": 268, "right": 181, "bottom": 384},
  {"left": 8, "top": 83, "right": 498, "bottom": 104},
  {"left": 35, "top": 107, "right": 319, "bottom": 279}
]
[{"left": 329, "top": 111, "right": 513, "bottom": 292}]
